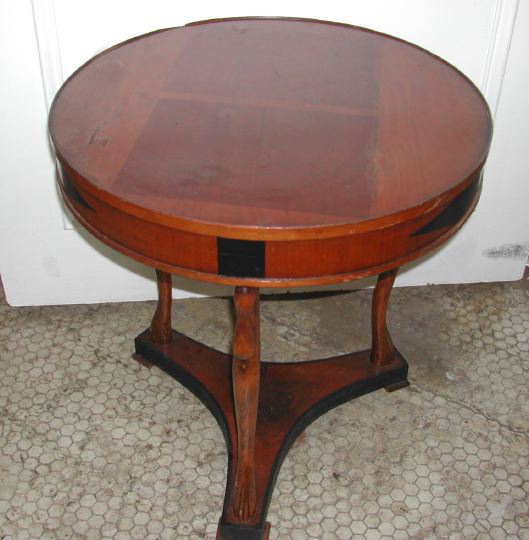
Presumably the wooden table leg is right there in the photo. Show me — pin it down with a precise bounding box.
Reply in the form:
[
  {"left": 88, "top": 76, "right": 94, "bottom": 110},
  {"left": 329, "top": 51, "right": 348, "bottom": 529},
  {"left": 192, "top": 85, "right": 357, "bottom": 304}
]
[
  {"left": 231, "top": 286, "right": 260, "bottom": 523},
  {"left": 371, "top": 268, "right": 410, "bottom": 391},
  {"left": 371, "top": 268, "right": 398, "bottom": 366},
  {"left": 150, "top": 269, "right": 173, "bottom": 345}
]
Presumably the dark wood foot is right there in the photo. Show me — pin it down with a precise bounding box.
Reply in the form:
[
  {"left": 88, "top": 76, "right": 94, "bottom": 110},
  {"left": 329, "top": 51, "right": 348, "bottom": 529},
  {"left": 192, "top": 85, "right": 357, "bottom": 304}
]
[
  {"left": 371, "top": 268, "right": 399, "bottom": 366},
  {"left": 385, "top": 379, "right": 410, "bottom": 392},
  {"left": 150, "top": 269, "right": 173, "bottom": 345},
  {"left": 216, "top": 520, "right": 270, "bottom": 540},
  {"left": 135, "top": 328, "right": 408, "bottom": 537},
  {"left": 131, "top": 352, "right": 153, "bottom": 368}
]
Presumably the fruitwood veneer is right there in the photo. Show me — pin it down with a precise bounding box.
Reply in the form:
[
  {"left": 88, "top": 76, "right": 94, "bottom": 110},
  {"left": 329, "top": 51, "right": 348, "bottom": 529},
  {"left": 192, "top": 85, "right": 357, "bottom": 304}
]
[{"left": 49, "top": 17, "right": 492, "bottom": 539}]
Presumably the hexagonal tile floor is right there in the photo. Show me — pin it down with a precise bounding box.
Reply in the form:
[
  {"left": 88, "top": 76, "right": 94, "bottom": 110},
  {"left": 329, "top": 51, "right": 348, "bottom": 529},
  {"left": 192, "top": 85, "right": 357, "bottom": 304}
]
[{"left": 0, "top": 277, "right": 528, "bottom": 539}]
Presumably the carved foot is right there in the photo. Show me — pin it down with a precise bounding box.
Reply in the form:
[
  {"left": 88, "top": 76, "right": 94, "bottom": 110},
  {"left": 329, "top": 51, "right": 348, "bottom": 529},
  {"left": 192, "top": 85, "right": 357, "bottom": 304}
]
[{"left": 233, "top": 467, "right": 257, "bottom": 521}]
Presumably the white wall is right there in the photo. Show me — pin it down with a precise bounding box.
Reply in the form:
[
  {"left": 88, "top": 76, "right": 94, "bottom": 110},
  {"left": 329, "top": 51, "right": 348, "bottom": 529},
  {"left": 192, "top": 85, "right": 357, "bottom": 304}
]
[{"left": 0, "top": 0, "right": 527, "bottom": 306}]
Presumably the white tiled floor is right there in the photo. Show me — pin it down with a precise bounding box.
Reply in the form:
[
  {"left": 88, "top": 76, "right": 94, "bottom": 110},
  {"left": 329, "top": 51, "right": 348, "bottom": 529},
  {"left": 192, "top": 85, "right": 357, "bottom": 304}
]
[{"left": 0, "top": 279, "right": 528, "bottom": 539}]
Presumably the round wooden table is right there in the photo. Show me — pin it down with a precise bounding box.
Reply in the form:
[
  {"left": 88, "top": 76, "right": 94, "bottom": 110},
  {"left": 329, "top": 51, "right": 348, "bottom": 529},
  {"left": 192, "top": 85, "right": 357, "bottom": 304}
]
[{"left": 49, "top": 17, "right": 492, "bottom": 539}]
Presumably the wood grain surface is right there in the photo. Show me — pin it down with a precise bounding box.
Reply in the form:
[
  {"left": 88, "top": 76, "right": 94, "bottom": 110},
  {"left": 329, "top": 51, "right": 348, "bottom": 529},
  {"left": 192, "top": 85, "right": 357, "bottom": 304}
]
[{"left": 50, "top": 17, "right": 492, "bottom": 285}]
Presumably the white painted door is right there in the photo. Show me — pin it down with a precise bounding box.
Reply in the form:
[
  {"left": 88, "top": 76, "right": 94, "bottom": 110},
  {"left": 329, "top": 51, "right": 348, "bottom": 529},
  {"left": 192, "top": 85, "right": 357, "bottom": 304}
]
[{"left": 0, "top": 0, "right": 527, "bottom": 305}]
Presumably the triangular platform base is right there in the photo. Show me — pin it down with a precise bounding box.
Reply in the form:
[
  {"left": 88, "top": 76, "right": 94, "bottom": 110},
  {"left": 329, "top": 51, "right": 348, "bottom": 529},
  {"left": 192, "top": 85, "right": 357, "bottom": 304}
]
[{"left": 135, "top": 330, "right": 408, "bottom": 539}]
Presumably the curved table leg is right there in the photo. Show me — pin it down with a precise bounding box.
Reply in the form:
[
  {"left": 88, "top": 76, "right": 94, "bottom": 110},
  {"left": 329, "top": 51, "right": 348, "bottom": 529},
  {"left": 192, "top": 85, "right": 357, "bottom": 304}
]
[
  {"left": 150, "top": 269, "right": 173, "bottom": 345},
  {"left": 231, "top": 286, "right": 260, "bottom": 523},
  {"left": 371, "top": 269, "right": 398, "bottom": 366},
  {"left": 371, "top": 268, "right": 410, "bottom": 391}
]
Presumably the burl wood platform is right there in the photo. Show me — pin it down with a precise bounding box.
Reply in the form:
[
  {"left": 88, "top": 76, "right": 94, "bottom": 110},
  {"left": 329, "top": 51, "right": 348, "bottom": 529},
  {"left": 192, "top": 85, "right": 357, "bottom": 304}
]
[{"left": 49, "top": 17, "right": 492, "bottom": 539}]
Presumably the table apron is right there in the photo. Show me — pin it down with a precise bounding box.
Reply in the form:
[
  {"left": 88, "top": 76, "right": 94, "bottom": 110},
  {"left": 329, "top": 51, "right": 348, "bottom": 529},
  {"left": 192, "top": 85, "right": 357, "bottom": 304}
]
[{"left": 57, "top": 166, "right": 482, "bottom": 287}]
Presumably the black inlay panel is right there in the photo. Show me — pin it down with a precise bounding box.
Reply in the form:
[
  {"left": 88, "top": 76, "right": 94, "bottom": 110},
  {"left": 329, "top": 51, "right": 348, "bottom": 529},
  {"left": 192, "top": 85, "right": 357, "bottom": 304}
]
[
  {"left": 217, "top": 237, "right": 265, "bottom": 277},
  {"left": 412, "top": 177, "right": 481, "bottom": 236},
  {"left": 58, "top": 163, "right": 93, "bottom": 211}
]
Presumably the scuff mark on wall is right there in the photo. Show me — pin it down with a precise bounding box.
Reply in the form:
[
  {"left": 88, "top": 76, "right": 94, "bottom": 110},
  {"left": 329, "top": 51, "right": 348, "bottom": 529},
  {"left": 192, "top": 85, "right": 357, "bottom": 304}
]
[
  {"left": 483, "top": 243, "right": 529, "bottom": 260},
  {"left": 42, "top": 256, "right": 61, "bottom": 277}
]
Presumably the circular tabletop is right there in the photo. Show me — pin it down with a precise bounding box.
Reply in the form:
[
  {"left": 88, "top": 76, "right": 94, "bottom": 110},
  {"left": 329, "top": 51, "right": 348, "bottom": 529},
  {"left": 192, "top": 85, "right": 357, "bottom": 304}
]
[{"left": 50, "top": 17, "right": 492, "bottom": 286}]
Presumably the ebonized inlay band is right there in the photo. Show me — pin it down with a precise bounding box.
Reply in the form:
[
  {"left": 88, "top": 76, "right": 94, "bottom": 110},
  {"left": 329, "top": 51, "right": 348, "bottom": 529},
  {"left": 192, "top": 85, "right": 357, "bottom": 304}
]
[
  {"left": 217, "top": 237, "right": 265, "bottom": 278},
  {"left": 58, "top": 163, "right": 93, "bottom": 211},
  {"left": 412, "top": 176, "right": 481, "bottom": 236}
]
